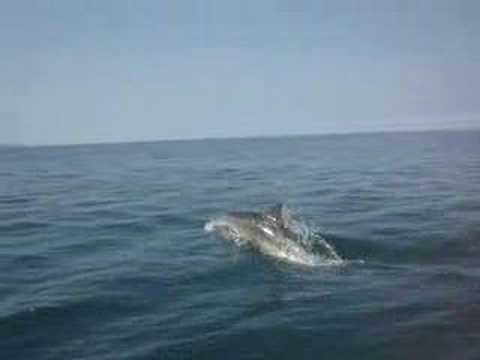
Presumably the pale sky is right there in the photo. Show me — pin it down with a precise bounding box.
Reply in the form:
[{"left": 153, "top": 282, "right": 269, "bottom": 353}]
[{"left": 1, "top": 1, "right": 479, "bottom": 145}]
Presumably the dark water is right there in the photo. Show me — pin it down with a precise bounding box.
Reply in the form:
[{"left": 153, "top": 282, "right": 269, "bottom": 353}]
[{"left": 1, "top": 130, "right": 480, "bottom": 359}]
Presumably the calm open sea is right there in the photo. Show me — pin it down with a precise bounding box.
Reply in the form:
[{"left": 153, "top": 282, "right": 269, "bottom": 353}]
[{"left": 1, "top": 129, "right": 479, "bottom": 359}]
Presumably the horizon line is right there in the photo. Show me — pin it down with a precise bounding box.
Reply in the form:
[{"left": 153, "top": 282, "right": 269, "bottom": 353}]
[{"left": 4, "top": 125, "right": 480, "bottom": 148}]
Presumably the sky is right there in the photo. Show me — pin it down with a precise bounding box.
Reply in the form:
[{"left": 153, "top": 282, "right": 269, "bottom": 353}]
[{"left": 1, "top": 0, "right": 479, "bottom": 145}]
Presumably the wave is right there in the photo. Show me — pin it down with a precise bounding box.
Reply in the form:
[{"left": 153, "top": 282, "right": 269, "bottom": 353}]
[{"left": 0, "top": 220, "right": 50, "bottom": 233}]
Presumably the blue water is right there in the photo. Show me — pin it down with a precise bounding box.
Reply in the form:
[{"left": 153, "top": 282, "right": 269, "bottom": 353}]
[{"left": 1, "top": 130, "right": 480, "bottom": 359}]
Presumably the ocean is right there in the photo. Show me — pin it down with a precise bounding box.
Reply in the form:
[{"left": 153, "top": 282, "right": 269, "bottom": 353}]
[{"left": 1, "top": 129, "right": 479, "bottom": 359}]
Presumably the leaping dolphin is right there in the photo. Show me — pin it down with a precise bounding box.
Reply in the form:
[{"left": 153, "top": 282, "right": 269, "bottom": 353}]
[{"left": 205, "top": 204, "right": 342, "bottom": 266}]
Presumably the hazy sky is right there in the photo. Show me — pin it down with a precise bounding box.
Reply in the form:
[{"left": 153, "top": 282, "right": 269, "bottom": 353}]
[{"left": 1, "top": 1, "right": 479, "bottom": 145}]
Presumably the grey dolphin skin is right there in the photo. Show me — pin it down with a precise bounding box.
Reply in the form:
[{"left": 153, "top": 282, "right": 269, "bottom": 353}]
[
  {"left": 206, "top": 204, "right": 318, "bottom": 263},
  {"left": 227, "top": 204, "right": 294, "bottom": 240}
]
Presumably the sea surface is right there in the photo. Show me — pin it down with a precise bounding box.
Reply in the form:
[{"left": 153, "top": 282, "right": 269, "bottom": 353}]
[{"left": 1, "top": 130, "right": 480, "bottom": 359}]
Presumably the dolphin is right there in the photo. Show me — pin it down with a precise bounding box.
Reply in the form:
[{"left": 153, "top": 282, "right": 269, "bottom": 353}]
[{"left": 205, "top": 204, "right": 342, "bottom": 265}]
